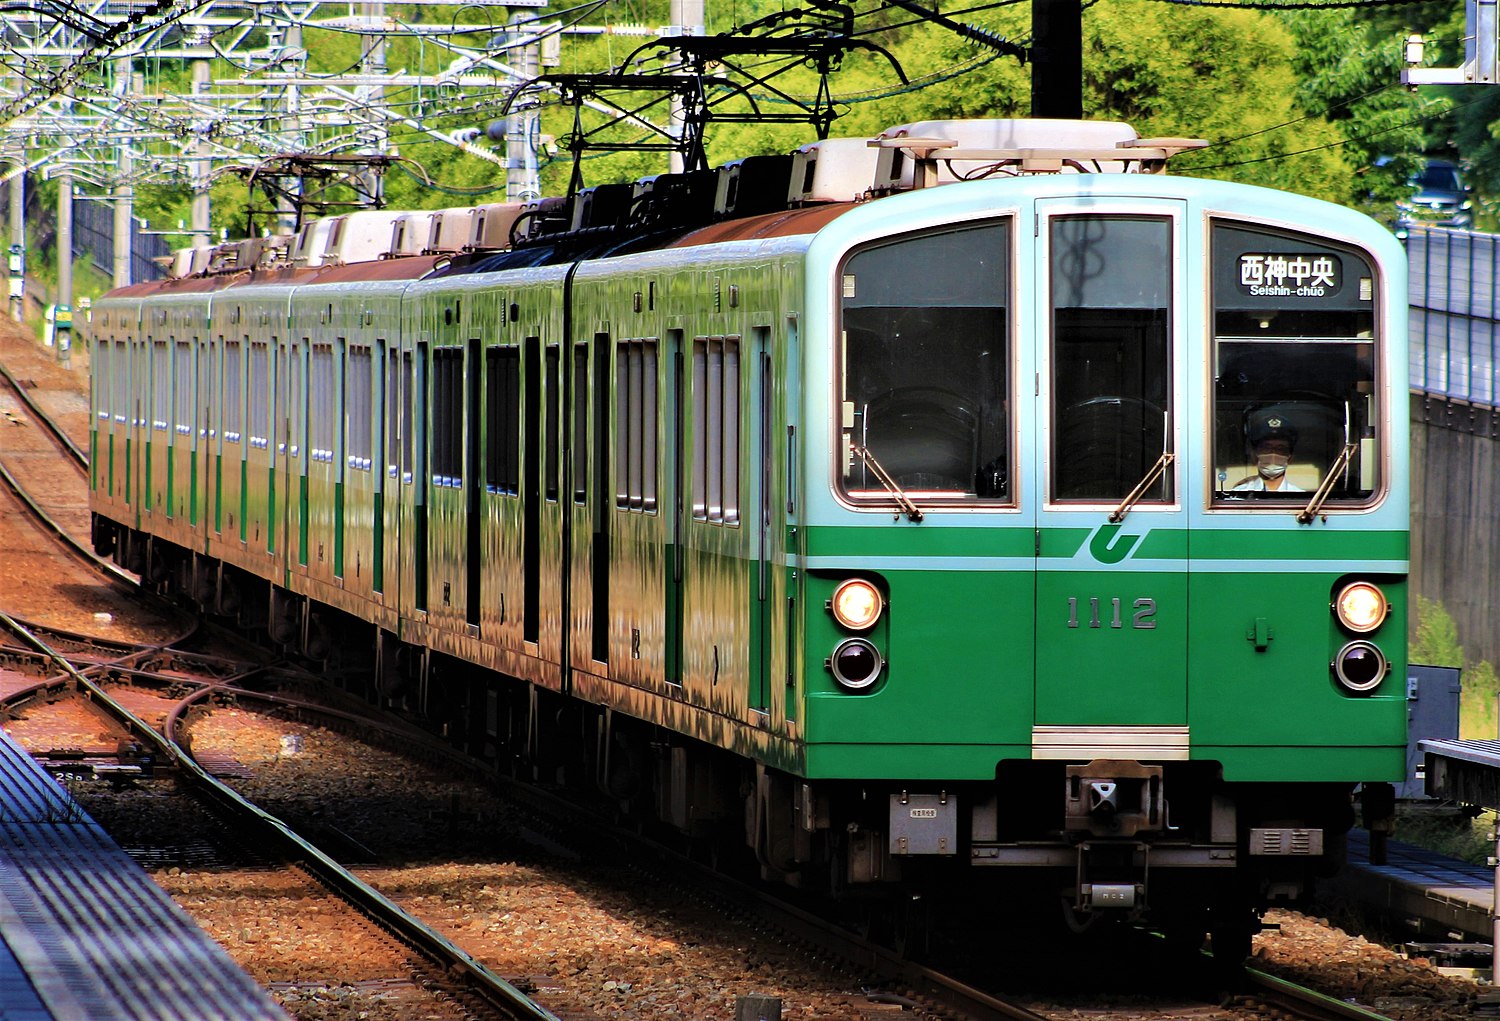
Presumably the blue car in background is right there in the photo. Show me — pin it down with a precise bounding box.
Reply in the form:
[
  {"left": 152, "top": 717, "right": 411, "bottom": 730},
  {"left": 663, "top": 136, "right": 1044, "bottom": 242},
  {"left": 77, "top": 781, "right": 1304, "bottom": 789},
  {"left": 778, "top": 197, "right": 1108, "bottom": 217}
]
[{"left": 1397, "top": 158, "right": 1473, "bottom": 231}]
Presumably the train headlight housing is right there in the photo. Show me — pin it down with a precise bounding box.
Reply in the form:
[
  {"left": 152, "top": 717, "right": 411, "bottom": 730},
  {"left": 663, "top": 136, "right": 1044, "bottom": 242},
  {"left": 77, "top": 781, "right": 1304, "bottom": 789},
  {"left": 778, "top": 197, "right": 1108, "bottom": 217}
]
[
  {"left": 1334, "top": 582, "right": 1388, "bottom": 633},
  {"left": 829, "top": 638, "right": 883, "bottom": 691},
  {"left": 830, "top": 578, "right": 883, "bottom": 631},
  {"left": 1332, "top": 641, "right": 1388, "bottom": 694}
]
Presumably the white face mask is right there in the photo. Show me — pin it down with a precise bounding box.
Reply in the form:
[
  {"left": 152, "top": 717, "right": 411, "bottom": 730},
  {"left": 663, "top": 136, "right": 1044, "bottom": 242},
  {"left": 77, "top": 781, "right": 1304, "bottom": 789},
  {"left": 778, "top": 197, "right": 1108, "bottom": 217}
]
[{"left": 1257, "top": 453, "right": 1290, "bottom": 479}]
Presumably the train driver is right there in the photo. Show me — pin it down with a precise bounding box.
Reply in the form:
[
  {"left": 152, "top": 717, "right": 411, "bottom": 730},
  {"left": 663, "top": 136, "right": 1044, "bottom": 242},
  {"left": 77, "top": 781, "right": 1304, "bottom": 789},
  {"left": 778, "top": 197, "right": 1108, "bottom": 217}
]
[{"left": 1231, "top": 410, "right": 1304, "bottom": 493}]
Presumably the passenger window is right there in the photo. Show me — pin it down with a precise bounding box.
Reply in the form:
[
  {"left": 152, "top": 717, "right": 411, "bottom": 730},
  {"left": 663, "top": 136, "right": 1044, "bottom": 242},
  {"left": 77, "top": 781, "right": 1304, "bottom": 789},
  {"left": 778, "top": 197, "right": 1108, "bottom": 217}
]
[
  {"left": 1210, "top": 224, "right": 1379, "bottom": 503},
  {"left": 838, "top": 221, "right": 1010, "bottom": 503},
  {"left": 1050, "top": 216, "right": 1172, "bottom": 503}
]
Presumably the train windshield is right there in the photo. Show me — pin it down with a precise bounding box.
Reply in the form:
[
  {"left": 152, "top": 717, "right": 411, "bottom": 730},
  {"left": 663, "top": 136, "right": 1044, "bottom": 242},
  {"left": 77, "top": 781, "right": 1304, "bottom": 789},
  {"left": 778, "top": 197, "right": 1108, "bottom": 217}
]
[
  {"left": 838, "top": 221, "right": 1011, "bottom": 504},
  {"left": 1210, "top": 223, "right": 1380, "bottom": 504}
]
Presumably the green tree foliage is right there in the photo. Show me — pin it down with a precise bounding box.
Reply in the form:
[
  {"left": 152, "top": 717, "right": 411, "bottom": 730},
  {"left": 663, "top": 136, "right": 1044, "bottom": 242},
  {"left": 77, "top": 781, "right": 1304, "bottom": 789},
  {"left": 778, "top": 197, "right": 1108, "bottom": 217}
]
[
  {"left": 1411, "top": 594, "right": 1464, "bottom": 667},
  {"left": 1083, "top": 1, "right": 1351, "bottom": 199},
  {"left": 1273, "top": 8, "right": 1432, "bottom": 214},
  {"left": 1461, "top": 658, "right": 1499, "bottom": 740},
  {"left": 123, "top": 0, "right": 1462, "bottom": 243},
  {"left": 1410, "top": 596, "right": 1499, "bottom": 741},
  {"left": 829, "top": 0, "right": 1355, "bottom": 201}
]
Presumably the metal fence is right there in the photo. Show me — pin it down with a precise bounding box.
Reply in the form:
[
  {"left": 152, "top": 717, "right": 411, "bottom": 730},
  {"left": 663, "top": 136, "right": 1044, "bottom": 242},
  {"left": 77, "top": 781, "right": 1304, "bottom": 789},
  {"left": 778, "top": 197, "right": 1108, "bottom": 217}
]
[
  {"left": 70, "top": 194, "right": 170, "bottom": 286},
  {"left": 1406, "top": 226, "right": 1500, "bottom": 407}
]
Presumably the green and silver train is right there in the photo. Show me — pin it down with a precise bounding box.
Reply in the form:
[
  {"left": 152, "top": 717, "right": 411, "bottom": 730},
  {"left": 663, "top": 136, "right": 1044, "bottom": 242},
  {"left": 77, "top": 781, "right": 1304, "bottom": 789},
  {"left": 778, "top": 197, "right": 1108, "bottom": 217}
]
[{"left": 90, "top": 119, "right": 1408, "bottom": 957}]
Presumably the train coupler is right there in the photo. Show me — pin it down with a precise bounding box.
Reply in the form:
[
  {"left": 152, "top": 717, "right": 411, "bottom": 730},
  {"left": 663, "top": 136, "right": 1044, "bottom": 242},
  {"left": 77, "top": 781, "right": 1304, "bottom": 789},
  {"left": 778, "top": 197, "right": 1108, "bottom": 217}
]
[{"left": 1065, "top": 759, "right": 1164, "bottom": 838}]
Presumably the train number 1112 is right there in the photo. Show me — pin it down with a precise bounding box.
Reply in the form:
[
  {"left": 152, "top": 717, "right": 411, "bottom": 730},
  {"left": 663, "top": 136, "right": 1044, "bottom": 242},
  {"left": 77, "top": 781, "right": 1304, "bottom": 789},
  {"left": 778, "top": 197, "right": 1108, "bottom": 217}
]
[{"left": 1066, "top": 597, "right": 1158, "bottom": 630}]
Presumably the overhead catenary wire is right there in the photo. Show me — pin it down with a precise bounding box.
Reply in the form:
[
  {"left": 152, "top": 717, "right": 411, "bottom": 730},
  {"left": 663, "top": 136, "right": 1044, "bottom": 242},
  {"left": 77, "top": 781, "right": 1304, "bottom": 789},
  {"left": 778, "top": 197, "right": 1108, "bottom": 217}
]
[{"left": 1175, "top": 89, "right": 1482, "bottom": 171}]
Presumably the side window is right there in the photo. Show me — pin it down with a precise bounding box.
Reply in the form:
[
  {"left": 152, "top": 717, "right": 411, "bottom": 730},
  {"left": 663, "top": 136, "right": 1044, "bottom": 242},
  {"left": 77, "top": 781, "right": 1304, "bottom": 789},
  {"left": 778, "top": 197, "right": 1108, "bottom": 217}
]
[
  {"left": 310, "top": 342, "right": 337, "bottom": 463},
  {"left": 616, "top": 339, "right": 659, "bottom": 512},
  {"left": 485, "top": 346, "right": 520, "bottom": 494},
  {"left": 838, "top": 221, "right": 1011, "bottom": 503},
  {"left": 347, "top": 345, "right": 372, "bottom": 470},
  {"left": 1211, "top": 223, "right": 1380, "bottom": 503},
  {"left": 113, "top": 340, "right": 127, "bottom": 424},
  {"left": 249, "top": 342, "right": 269, "bottom": 449},
  {"left": 544, "top": 347, "right": 559, "bottom": 501},
  {"left": 432, "top": 346, "right": 463, "bottom": 486},
  {"left": 174, "top": 339, "right": 193, "bottom": 438},
  {"left": 94, "top": 340, "right": 109, "bottom": 420},
  {"left": 224, "top": 339, "right": 244, "bottom": 444},
  {"left": 152, "top": 339, "right": 169, "bottom": 431},
  {"left": 691, "top": 336, "right": 740, "bottom": 524},
  {"left": 1050, "top": 215, "right": 1172, "bottom": 503}
]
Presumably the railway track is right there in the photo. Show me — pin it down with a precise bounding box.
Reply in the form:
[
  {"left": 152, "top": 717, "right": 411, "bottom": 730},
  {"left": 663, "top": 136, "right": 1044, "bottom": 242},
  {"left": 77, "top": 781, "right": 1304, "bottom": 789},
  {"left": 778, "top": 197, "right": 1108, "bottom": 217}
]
[
  {"left": 0, "top": 610, "right": 561, "bottom": 1021},
  {"left": 0, "top": 355, "right": 88, "bottom": 468},
  {"left": 0, "top": 608, "right": 1408, "bottom": 1021},
  {"left": 0, "top": 339, "right": 1437, "bottom": 1021}
]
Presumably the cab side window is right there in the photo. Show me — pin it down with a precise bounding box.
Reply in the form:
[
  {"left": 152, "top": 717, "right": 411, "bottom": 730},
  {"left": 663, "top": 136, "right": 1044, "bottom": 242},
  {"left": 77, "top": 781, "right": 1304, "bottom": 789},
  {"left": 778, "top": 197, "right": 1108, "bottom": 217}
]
[
  {"left": 838, "top": 221, "right": 1011, "bottom": 503},
  {"left": 1211, "top": 223, "right": 1380, "bottom": 503}
]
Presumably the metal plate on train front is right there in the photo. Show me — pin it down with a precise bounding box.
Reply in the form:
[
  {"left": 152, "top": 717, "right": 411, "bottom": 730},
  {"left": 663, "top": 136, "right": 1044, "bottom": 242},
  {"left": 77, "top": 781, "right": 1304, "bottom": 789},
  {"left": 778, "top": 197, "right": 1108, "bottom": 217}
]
[{"left": 889, "top": 793, "right": 957, "bottom": 855}]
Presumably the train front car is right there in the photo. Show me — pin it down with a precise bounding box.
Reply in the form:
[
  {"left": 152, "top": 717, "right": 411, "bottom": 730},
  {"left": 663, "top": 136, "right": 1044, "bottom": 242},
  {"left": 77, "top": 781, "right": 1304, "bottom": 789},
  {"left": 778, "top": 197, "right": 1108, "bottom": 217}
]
[{"left": 791, "top": 168, "right": 1407, "bottom": 954}]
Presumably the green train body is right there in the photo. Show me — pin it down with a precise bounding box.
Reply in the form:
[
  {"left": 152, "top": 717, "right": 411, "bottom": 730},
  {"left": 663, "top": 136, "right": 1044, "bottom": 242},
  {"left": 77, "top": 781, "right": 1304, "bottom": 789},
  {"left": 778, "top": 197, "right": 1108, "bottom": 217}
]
[{"left": 90, "top": 121, "right": 1408, "bottom": 952}]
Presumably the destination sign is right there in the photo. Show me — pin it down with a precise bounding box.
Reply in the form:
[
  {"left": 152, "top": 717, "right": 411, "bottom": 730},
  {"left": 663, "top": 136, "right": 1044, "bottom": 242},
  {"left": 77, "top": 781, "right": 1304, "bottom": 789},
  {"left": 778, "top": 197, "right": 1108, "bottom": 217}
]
[{"left": 1237, "top": 253, "right": 1341, "bottom": 298}]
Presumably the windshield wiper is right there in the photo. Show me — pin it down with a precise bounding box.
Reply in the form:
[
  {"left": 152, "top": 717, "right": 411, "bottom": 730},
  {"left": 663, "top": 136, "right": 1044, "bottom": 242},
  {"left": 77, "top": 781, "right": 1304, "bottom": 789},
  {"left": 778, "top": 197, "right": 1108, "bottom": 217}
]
[
  {"left": 849, "top": 443, "right": 924, "bottom": 522},
  {"left": 1297, "top": 442, "right": 1357, "bottom": 524},
  {"left": 1109, "top": 451, "right": 1175, "bottom": 523}
]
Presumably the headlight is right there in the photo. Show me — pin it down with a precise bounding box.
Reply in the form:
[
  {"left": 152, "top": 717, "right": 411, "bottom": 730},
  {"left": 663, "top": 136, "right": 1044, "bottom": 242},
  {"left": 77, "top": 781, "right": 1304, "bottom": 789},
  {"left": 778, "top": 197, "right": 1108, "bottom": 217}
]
[
  {"left": 830, "top": 578, "right": 883, "bottom": 631},
  {"left": 1334, "top": 581, "right": 1388, "bottom": 633},
  {"left": 829, "top": 638, "right": 883, "bottom": 690},
  {"left": 1332, "top": 641, "right": 1388, "bottom": 694}
]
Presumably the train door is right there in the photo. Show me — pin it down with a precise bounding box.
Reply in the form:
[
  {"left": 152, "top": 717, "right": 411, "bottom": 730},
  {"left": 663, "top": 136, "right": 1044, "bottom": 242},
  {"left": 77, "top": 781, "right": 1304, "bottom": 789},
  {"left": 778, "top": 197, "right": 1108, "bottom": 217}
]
[
  {"left": 1032, "top": 202, "right": 1189, "bottom": 735},
  {"left": 127, "top": 332, "right": 142, "bottom": 520},
  {"left": 172, "top": 337, "right": 193, "bottom": 523},
  {"left": 519, "top": 338, "right": 565, "bottom": 688},
  {"left": 562, "top": 332, "right": 611, "bottom": 681},
  {"left": 410, "top": 342, "right": 429, "bottom": 612},
  {"left": 200, "top": 335, "right": 216, "bottom": 533},
  {"left": 279, "top": 339, "right": 307, "bottom": 572},
  {"left": 749, "top": 325, "right": 773, "bottom": 718},
  {"left": 665, "top": 330, "right": 686, "bottom": 687},
  {"left": 466, "top": 336, "right": 482, "bottom": 628},
  {"left": 375, "top": 338, "right": 391, "bottom": 599}
]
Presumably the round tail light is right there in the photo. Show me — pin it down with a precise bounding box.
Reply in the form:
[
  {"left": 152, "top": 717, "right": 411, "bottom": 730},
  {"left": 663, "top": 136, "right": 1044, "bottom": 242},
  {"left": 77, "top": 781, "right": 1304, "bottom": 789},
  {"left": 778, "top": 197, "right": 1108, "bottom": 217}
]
[
  {"left": 1332, "top": 641, "right": 1388, "bottom": 694},
  {"left": 829, "top": 638, "right": 883, "bottom": 691}
]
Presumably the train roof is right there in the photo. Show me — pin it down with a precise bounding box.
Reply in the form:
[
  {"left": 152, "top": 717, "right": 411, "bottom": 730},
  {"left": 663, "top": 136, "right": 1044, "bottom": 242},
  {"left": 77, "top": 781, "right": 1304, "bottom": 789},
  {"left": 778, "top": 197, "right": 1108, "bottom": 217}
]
[{"left": 106, "top": 118, "right": 1217, "bottom": 301}]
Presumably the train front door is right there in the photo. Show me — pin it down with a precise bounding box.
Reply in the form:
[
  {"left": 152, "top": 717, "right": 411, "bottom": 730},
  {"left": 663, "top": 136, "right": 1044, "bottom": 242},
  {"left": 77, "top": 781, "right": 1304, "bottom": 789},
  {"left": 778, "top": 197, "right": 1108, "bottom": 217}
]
[{"left": 1032, "top": 201, "right": 1190, "bottom": 740}]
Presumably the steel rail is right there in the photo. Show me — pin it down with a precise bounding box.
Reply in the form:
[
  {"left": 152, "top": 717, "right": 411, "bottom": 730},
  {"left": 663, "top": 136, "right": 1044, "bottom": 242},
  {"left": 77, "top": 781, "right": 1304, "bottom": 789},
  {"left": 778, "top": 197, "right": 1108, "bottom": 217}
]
[
  {"left": 0, "top": 357, "right": 88, "bottom": 468},
  {"left": 0, "top": 609, "right": 562, "bottom": 1021},
  {"left": 0, "top": 457, "right": 140, "bottom": 589},
  {"left": 1241, "top": 967, "right": 1401, "bottom": 1021}
]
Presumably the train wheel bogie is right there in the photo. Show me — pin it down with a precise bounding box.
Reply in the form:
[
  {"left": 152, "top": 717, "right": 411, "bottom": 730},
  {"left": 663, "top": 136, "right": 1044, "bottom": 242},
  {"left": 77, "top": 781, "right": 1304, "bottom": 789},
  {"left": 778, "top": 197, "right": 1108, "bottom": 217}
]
[
  {"left": 90, "top": 515, "right": 116, "bottom": 557},
  {"left": 267, "top": 589, "right": 300, "bottom": 649}
]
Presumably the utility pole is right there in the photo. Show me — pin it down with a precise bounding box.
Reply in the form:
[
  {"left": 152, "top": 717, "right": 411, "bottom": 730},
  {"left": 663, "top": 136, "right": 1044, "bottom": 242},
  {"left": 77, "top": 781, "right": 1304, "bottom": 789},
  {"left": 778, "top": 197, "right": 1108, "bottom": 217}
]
[
  {"left": 112, "top": 58, "right": 134, "bottom": 288},
  {"left": 191, "top": 57, "right": 212, "bottom": 247},
  {"left": 55, "top": 166, "right": 73, "bottom": 364},
  {"left": 1031, "top": 0, "right": 1082, "bottom": 118},
  {"left": 277, "top": 23, "right": 305, "bottom": 233},
  {"left": 361, "top": 0, "right": 387, "bottom": 206},
  {"left": 668, "top": 0, "right": 706, "bottom": 174},
  {"left": 10, "top": 153, "right": 24, "bottom": 322},
  {"left": 505, "top": 13, "right": 541, "bottom": 203}
]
